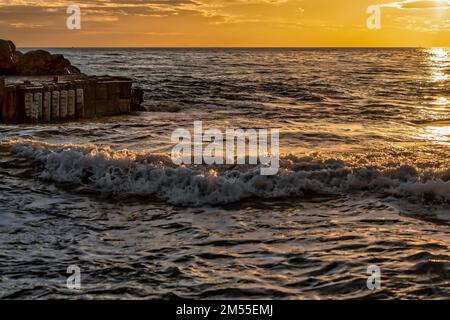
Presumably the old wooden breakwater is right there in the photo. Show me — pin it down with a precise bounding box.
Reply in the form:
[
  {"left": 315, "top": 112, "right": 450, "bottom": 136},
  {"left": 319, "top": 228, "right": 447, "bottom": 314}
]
[{"left": 0, "top": 75, "right": 136, "bottom": 124}]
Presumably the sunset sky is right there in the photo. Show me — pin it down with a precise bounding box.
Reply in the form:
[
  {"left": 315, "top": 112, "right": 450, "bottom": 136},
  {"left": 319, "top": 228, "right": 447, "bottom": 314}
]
[{"left": 0, "top": 0, "right": 449, "bottom": 47}]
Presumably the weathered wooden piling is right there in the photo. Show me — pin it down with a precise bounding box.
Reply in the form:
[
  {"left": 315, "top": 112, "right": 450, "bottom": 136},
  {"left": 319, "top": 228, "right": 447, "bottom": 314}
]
[
  {"left": 0, "top": 75, "right": 136, "bottom": 124},
  {"left": 0, "top": 76, "right": 4, "bottom": 121}
]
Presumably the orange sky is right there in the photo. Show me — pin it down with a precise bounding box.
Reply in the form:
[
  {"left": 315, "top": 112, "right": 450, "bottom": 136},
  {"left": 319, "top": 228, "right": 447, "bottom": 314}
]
[{"left": 0, "top": 0, "right": 449, "bottom": 47}]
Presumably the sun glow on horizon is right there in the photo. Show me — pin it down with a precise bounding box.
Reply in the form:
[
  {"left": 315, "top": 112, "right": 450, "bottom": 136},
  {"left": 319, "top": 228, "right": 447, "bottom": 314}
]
[{"left": 0, "top": 0, "right": 449, "bottom": 47}]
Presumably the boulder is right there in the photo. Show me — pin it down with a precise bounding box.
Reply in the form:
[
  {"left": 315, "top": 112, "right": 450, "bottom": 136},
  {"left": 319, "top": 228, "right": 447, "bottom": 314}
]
[
  {"left": 0, "top": 39, "right": 81, "bottom": 76},
  {"left": 13, "top": 51, "right": 23, "bottom": 65},
  {"left": 0, "top": 39, "right": 16, "bottom": 74},
  {"left": 14, "top": 50, "right": 81, "bottom": 76}
]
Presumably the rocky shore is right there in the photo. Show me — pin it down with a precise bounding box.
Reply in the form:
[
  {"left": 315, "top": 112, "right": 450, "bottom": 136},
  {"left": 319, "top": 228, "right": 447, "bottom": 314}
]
[{"left": 0, "top": 39, "right": 80, "bottom": 76}]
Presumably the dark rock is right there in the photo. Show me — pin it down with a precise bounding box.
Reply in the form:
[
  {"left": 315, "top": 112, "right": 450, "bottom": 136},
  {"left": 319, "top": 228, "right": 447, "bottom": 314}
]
[
  {"left": 13, "top": 51, "right": 23, "bottom": 65},
  {"left": 14, "top": 50, "right": 81, "bottom": 76},
  {"left": 131, "top": 87, "right": 145, "bottom": 111},
  {"left": 0, "top": 39, "right": 16, "bottom": 74},
  {"left": 0, "top": 39, "right": 81, "bottom": 76}
]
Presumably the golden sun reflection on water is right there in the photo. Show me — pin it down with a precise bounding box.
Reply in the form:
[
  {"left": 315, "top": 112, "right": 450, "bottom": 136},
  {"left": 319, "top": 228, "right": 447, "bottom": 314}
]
[
  {"left": 431, "top": 70, "right": 448, "bottom": 82},
  {"left": 417, "top": 48, "right": 450, "bottom": 140},
  {"left": 427, "top": 47, "right": 449, "bottom": 62},
  {"left": 420, "top": 124, "right": 450, "bottom": 144},
  {"left": 416, "top": 49, "right": 450, "bottom": 144},
  {"left": 427, "top": 48, "right": 449, "bottom": 82},
  {"left": 432, "top": 96, "right": 449, "bottom": 106}
]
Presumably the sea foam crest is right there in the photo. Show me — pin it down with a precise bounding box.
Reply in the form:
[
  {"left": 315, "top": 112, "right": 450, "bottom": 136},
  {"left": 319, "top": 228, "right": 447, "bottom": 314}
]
[{"left": 7, "top": 139, "right": 450, "bottom": 206}]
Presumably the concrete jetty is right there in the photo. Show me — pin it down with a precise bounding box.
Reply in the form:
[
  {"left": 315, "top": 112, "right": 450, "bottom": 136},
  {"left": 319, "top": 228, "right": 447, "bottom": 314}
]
[{"left": 0, "top": 75, "right": 138, "bottom": 124}]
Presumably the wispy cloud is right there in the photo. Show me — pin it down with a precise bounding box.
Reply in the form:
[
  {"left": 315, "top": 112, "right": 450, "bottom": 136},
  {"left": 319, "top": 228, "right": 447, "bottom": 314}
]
[
  {"left": 381, "top": 0, "right": 450, "bottom": 10},
  {"left": 0, "top": 0, "right": 312, "bottom": 30}
]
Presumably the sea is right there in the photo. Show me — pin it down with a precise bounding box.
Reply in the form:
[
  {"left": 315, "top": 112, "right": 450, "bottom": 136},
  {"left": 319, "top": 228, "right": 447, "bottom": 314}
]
[{"left": 0, "top": 48, "right": 449, "bottom": 299}]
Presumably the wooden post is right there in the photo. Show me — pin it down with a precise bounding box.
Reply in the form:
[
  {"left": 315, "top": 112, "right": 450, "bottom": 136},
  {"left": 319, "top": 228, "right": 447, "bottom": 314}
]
[
  {"left": 0, "top": 77, "right": 4, "bottom": 122},
  {"left": 3, "top": 86, "right": 19, "bottom": 124}
]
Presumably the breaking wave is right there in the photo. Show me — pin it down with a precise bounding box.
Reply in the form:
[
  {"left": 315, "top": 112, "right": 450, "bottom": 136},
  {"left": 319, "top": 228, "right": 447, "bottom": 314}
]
[{"left": 5, "top": 139, "right": 450, "bottom": 207}]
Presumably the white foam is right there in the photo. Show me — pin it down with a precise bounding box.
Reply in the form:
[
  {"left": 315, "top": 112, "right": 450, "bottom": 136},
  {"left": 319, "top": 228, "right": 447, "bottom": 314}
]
[{"left": 6, "top": 139, "right": 450, "bottom": 207}]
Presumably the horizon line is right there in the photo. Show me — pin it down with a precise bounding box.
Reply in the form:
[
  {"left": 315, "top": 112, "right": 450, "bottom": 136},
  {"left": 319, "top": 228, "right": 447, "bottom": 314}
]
[{"left": 16, "top": 46, "right": 444, "bottom": 49}]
